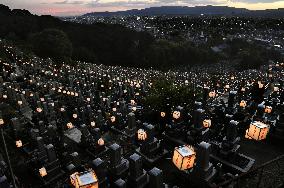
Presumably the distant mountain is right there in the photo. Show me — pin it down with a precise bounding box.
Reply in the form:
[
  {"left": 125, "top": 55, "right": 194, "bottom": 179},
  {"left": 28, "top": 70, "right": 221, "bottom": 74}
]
[{"left": 84, "top": 5, "right": 284, "bottom": 17}]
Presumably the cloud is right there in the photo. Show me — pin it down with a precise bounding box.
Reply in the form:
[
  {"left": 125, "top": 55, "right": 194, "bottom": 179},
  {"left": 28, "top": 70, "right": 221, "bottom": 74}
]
[
  {"left": 233, "top": 0, "right": 282, "bottom": 3},
  {"left": 54, "top": 0, "right": 86, "bottom": 4}
]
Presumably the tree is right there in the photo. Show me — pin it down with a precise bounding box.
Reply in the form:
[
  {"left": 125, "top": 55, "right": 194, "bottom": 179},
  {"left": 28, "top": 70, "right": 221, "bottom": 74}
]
[{"left": 30, "top": 28, "right": 73, "bottom": 63}]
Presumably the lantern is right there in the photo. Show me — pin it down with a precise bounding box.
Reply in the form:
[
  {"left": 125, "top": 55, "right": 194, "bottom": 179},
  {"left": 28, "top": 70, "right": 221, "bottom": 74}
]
[
  {"left": 172, "top": 145, "right": 196, "bottom": 170},
  {"left": 16, "top": 140, "right": 22, "bottom": 148},
  {"left": 274, "top": 87, "right": 279, "bottom": 92},
  {"left": 40, "top": 98, "right": 45, "bottom": 102},
  {"left": 203, "top": 119, "right": 211, "bottom": 128},
  {"left": 161, "top": 112, "right": 166, "bottom": 118},
  {"left": 39, "top": 167, "right": 47, "bottom": 177},
  {"left": 112, "top": 108, "right": 117, "bottom": 112},
  {"left": 36, "top": 107, "right": 43, "bottom": 113},
  {"left": 264, "top": 106, "right": 272, "bottom": 114},
  {"left": 86, "top": 98, "right": 91, "bottom": 102},
  {"left": 18, "top": 100, "right": 23, "bottom": 105},
  {"left": 130, "top": 99, "right": 136, "bottom": 105},
  {"left": 67, "top": 122, "right": 74, "bottom": 129},
  {"left": 173, "top": 111, "right": 181, "bottom": 119},
  {"left": 132, "top": 106, "right": 137, "bottom": 111},
  {"left": 90, "top": 121, "right": 96, "bottom": 127},
  {"left": 245, "top": 121, "right": 270, "bottom": 140},
  {"left": 3, "top": 94, "right": 7, "bottom": 99},
  {"left": 137, "top": 129, "right": 147, "bottom": 140},
  {"left": 60, "top": 107, "right": 65, "bottom": 112},
  {"left": 98, "top": 138, "right": 104, "bottom": 146},
  {"left": 208, "top": 91, "right": 216, "bottom": 98},
  {"left": 0, "top": 118, "right": 4, "bottom": 125},
  {"left": 73, "top": 114, "right": 78, "bottom": 119},
  {"left": 239, "top": 100, "right": 247, "bottom": 108},
  {"left": 110, "top": 116, "right": 116, "bottom": 123},
  {"left": 241, "top": 87, "right": 245, "bottom": 92},
  {"left": 70, "top": 170, "right": 98, "bottom": 188}
]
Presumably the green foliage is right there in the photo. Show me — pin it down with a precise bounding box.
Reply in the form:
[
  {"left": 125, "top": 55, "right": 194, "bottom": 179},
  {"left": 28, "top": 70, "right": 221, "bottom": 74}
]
[
  {"left": 144, "top": 77, "right": 196, "bottom": 111},
  {"left": 30, "top": 29, "right": 73, "bottom": 63}
]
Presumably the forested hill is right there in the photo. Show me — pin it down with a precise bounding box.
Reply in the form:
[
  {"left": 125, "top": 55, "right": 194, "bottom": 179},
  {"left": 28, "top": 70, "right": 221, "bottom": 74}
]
[{"left": 0, "top": 4, "right": 154, "bottom": 67}]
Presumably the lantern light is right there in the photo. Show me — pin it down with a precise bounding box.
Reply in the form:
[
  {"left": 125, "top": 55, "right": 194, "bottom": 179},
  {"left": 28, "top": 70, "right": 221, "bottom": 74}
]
[
  {"left": 98, "top": 138, "right": 104, "bottom": 146},
  {"left": 240, "top": 100, "right": 247, "bottom": 108},
  {"left": 67, "top": 122, "right": 74, "bottom": 129},
  {"left": 39, "top": 167, "right": 47, "bottom": 177},
  {"left": 40, "top": 98, "right": 45, "bottom": 102},
  {"left": 86, "top": 98, "right": 91, "bottom": 102},
  {"left": 112, "top": 108, "right": 117, "bottom": 112},
  {"left": 70, "top": 170, "right": 98, "bottom": 188},
  {"left": 208, "top": 91, "right": 216, "bottom": 98},
  {"left": 161, "top": 112, "right": 166, "bottom": 118},
  {"left": 132, "top": 106, "right": 137, "bottom": 111},
  {"left": 110, "top": 116, "right": 116, "bottom": 123},
  {"left": 18, "top": 100, "right": 23, "bottom": 105},
  {"left": 73, "top": 114, "right": 78, "bottom": 119},
  {"left": 3, "top": 95, "right": 7, "bottom": 99},
  {"left": 245, "top": 121, "right": 270, "bottom": 140},
  {"left": 36, "top": 107, "right": 43, "bottom": 113},
  {"left": 90, "top": 121, "right": 96, "bottom": 127},
  {"left": 264, "top": 106, "right": 272, "bottom": 114},
  {"left": 137, "top": 129, "right": 147, "bottom": 140},
  {"left": 16, "top": 140, "right": 23, "bottom": 148},
  {"left": 173, "top": 111, "right": 181, "bottom": 119},
  {"left": 130, "top": 99, "right": 136, "bottom": 105},
  {"left": 172, "top": 145, "right": 196, "bottom": 170},
  {"left": 203, "top": 119, "right": 211, "bottom": 128}
]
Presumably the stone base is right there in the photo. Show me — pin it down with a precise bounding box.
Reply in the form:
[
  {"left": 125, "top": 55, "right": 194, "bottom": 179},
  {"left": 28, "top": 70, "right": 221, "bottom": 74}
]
[{"left": 127, "top": 170, "right": 149, "bottom": 188}]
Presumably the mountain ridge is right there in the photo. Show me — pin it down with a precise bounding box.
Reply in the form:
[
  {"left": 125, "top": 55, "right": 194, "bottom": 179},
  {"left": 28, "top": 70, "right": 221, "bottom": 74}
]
[{"left": 83, "top": 5, "right": 284, "bottom": 17}]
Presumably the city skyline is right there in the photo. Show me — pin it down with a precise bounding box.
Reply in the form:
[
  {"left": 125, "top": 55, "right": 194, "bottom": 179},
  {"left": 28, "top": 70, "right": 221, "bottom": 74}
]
[{"left": 1, "top": 0, "right": 284, "bottom": 16}]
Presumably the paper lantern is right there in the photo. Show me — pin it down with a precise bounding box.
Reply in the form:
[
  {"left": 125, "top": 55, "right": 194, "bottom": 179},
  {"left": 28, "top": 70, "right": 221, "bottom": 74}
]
[
  {"left": 137, "top": 129, "right": 147, "bottom": 140},
  {"left": 130, "top": 99, "right": 136, "bottom": 105},
  {"left": 240, "top": 100, "right": 247, "bottom": 108},
  {"left": 36, "top": 107, "right": 43, "bottom": 113},
  {"left": 0, "top": 118, "right": 4, "bottom": 125},
  {"left": 264, "top": 106, "right": 272, "bottom": 114},
  {"left": 40, "top": 98, "right": 45, "bottom": 102},
  {"left": 18, "top": 100, "right": 23, "bottom": 105},
  {"left": 132, "top": 106, "right": 137, "bottom": 111},
  {"left": 90, "top": 121, "right": 96, "bottom": 127},
  {"left": 110, "top": 116, "right": 116, "bottom": 123},
  {"left": 86, "top": 98, "right": 91, "bottom": 102},
  {"left": 16, "top": 140, "right": 22, "bottom": 148},
  {"left": 98, "top": 138, "right": 104, "bottom": 146},
  {"left": 3, "top": 94, "right": 7, "bottom": 99},
  {"left": 172, "top": 145, "right": 196, "bottom": 170},
  {"left": 173, "top": 111, "right": 181, "bottom": 119},
  {"left": 60, "top": 107, "right": 65, "bottom": 112},
  {"left": 39, "top": 167, "right": 47, "bottom": 177},
  {"left": 67, "top": 122, "right": 74, "bottom": 129},
  {"left": 209, "top": 91, "right": 216, "bottom": 98},
  {"left": 73, "top": 114, "right": 78, "bottom": 119},
  {"left": 203, "top": 119, "right": 211, "bottom": 128},
  {"left": 245, "top": 121, "right": 270, "bottom": 140},
  {"left": 241, "top": 87, "right": 246, "bottom": 92},
  {"left": 70, "top": 170, "right": 98, "bottom": 188},
  {"left": 112, "top": 108, "right": 117, "bottom": 112},
  {"left": 161, "top": 112, "right": 166, "bottom": 118}
]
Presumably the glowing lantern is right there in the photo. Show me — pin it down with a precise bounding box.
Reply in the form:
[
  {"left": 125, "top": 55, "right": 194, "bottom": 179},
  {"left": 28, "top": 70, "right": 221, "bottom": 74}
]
[
  {"left": 240, "top": 100, "right": 247, "bottom": 108},
  {"left": 173, "top": 111, "right": 181, "bottom": 119},
  {"left": 90, "top": 121, "right": 96, "bottom": 127},
  {"left": 3, "top": 95, "right": 7, "bottom": 99},
  {"left": 67, "top": 122, "right": 74, "bottom": 129},
  {"left": 73, "top": 114, "right": 78, "bottom": 119},
  {"left": 67, "top": 91, "right": 71, "bottom": 95},
  {"left": 39, "top": 167, "right": 47, "bottom": 177},
  {"left": 75, "top": 93, "right": 79, "bottom": 97},
  {"left": 86, "top": 97, "right": 91, "bottom": 102},
  {"left": 110, "top": 116, "right": 116, "bottom": 123},
  {"left": 274, "top": 87, "right": 279, "bottom": 92},
  {"left": 137, "top": 129, "right": 147, "bottom": 140},
  {"left": 132, "top": 106, "right": 137, "bottom": 111},
  {"left": 209, "top": 91, "right": 216, "bottom": 98},
  {"left": 30, "top": 93, "right": 34, "bottom": 97},
  {"left": 0, "top": 118, "right": 4, "bottom": 126},
  {"left": 16, "top": 140, "right": 22, "bottom": 148},
  {"left": 112, "top": 108, "right": 117, "bottom": 112},
  {"left": 264, "top": 106, "right": 272, "bottom": 114},
  {"left": 258, "top": 82, "right": 264, "bottom": 88},
  {"left": 98, "top": 138, "right": 104, "bottom": 146},
  {"left": 130, "top": 99, "right": 136, "bottom": 105},
  {"left": 71, "top": 92, "right": 75, "bottom": 96},
  {"left": 40, "top": 98, "right": 45, "bottom": 102},
  {"left": 203, "top": 119, "right": 211, "bottom": 128},
  {"left": 241, "top": 87, "right": 246, "bottom": 92},
  {"left": 245, "top": 121, "right": 270, "bottom": 140},
  {"left": 161, "top": 112, "right": 166, "bottom": 118},
  {"left": 60, "top": 107, "right": 65, "bottom": 112},
  {"left": 172, "top": 145, "right": 196, "bottom": 170},
  {"left": 70, "top": 170, "right": 98, "bottom": 188},
  {"left": 63, "top": 90, "right": 66, "bottom": 94},
  {"left": 18, "top": 101, "right": 23, "bottom": 105},
  {"left": 36, "top": 107, "right": 43, "bottom": 113}
]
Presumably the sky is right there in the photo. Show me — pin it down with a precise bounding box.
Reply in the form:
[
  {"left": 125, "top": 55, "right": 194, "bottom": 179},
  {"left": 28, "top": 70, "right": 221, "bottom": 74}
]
[{"left": 1, "top": 0, "right": 284, "bottom": 16}]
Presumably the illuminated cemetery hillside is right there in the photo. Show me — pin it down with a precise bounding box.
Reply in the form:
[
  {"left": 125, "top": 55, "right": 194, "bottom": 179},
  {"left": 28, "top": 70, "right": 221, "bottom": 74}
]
[{"left": 0, "top": 4, "right": 284, "bottom": 188}]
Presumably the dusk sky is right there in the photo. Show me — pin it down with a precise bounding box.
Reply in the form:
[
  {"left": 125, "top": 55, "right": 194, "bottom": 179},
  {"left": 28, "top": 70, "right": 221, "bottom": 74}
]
[{"left": 1, "top": 0, "right": 284, "bottom": 16}]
